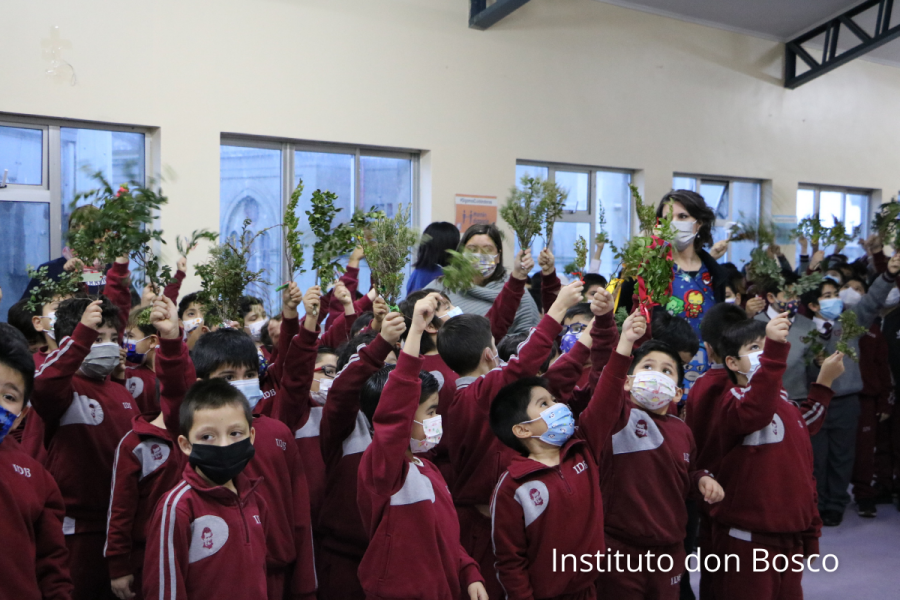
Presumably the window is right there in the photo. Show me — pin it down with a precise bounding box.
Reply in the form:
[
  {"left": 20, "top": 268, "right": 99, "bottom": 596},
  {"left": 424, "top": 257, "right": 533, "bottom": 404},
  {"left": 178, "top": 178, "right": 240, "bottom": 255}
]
[
  {"left": 220, "top": 137, "right": 418, "bottom": 314},
  {"left": 796, "top": 185, "right": 869, "bottom": 259},
  {"left": 514, "top": 162, "right": 633, "bottom": 280},
  {"left": 673, "top": 174, "right": 762, "bottom": 267},
  {"left": 0, "top": 116, "right": 150, "bottom": 319}
]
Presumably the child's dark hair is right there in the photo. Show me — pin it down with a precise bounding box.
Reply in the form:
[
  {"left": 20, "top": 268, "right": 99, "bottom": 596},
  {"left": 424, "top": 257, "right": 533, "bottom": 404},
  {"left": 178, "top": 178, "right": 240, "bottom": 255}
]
[
  {"left": 490, "top": 377, "right": 548, "bottom": 456},
  {"left": 656, "top": 190, "right": 715, "bottom": 249},
  {"left": 126, "top": 306, "right": 157, "bottom": 337},
  {"left": 719, "top": 320, "right": 767, "bottom": 370},
  {"left": 699, "top": 303, "right": 747, "bottom": 359},
  {"left": 359, "top": 365, "right": 439, "bottom": 425},
  {"left": 317, "top": 346, "right": 337, "bottom": 361},
  {"left": 652, "top": 312, "right": 699, "bottom": 358},
  {"left": 628, "top": 340, "right": 685, "bottom": 387},
  {"left": 191, "top": 329, "right": 259, "bottom": 379},
  {"left": 54, "top": 296, "right": 119, "bottom": 342},
  {"left": 414, "top": 221, "right": 461, "bottom": 270},
  {"left": 398, "top": 290, "right": 449, "bottom": 352},
  {"left": 7, "top": 299, "right": 44, "bottom": 347},
  {"left": 179, "top": 378, "right": 253, "bottom": 437},
  {"left": 582, "top": 273, "right": 608, "bottom": 291},
  {"left": 436, "top": 314, "right": 493, "bottom": 375},
  {"left": 0, "top": 323, "right": 36, "bottom": 400},
  {"left": 800, "top": 280, "right": 839, "bottom": 312},
  {"left": 178, "top": 292, "right": 202, "bottom": 320},
  {"left": 564, "top": 303, "right": 593, "bottom": 324},
  {"left": 259, "top": 319, "right": 274, "bottom": 350},
  {"left": 843, "top": 275, "right": 868, "bottom": 292},
  {"left": 761, "top": 271, "right": 798, "bottom": 298},
  {"left": 239, "top": 295, "right": 265, "bottom": 319},
  {"left": 497, "top": 333, "right": 557, "bottom": 373},
  {"left": 350, "top": 312, "right": 375, "bottom": 338},
  {"left": 336, "top": 331, "right": 379, "bottom": 371}
]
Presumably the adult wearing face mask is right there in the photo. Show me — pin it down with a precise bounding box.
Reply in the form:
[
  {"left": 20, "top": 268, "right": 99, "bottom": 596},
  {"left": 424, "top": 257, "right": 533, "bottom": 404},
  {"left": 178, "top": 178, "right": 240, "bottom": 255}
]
[{"left": 423, "top": 223, "right": 540, "bottom": 336}]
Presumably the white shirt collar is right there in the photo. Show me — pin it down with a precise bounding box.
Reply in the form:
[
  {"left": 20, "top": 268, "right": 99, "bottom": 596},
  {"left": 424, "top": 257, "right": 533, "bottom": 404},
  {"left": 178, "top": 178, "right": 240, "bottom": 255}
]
[{"left": 812, "top": 316, "right": 833, "bottom": 334}]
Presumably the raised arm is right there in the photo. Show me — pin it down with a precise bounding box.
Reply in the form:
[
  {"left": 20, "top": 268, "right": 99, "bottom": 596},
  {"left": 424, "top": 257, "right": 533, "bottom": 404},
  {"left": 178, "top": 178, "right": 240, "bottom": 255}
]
[
  {"left": 485, "top": 250, "right": 532, "bottom": 341},
  {"left": 276, "top": 285, "right": 320, "bottom": 432},
  {"left": 266, "top": 283, "right": 303, "bottom": 385},
  {"left": 321, "top": 281, "right": 357, "bottom": 348},
  {"left": 538, "top": 248, "right": 561, "bottom": 315},
  {"left": 103, "top": 257, "right": 132, "bottom": 338},
  {"left": 150, "top": 296, "right": 195, "bottom": 444},
  {"left": 162, "top": 257, "right": 187, "bottom": 304},
  {"left": 543, "top": 321, "right": 592, "bottom": 402},
  {"left": 799, "top": 351, "right": 843, "bottom": 436},
  {"left": 853, "top": 260, "right": 898, "bottom": 329}
]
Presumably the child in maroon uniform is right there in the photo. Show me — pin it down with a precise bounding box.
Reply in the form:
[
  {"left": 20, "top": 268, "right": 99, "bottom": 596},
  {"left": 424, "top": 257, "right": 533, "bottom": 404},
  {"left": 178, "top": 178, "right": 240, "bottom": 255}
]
[
  {"left": 436, "top": 281, "right": 584, "bottom": 598},
  {"left": 120, "top": 306, "right": 161, "bottom": 414},
  {"left": 710, "top": 314, "right": 845, "bottom": 600},
  {"left": 0, "top": 324, "right": 73, "bottom": 600},
  {"left": 32, "top": 297, "right": 139, "bottom": 600},
  {"left": 358, "top": 294, "right": 487, "bottom": 600},
  {"left": 143, "top": 379, "right": 268, "bottom": 600}
]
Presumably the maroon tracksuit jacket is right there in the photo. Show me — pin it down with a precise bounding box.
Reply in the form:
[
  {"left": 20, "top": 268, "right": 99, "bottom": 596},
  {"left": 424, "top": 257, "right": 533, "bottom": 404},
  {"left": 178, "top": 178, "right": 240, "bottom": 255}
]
[
  {"left": 143, "top": 466, "right": 269, "bottom": 600},
  {"left": 853, "top": 321, "right": 893, "bottom": 501},
  {"left": 255, "top": 315, "right": 300, "bottom": 420},
  {"left": 422, "top": 352, "right": 458, "bottom": 487},
  {"left": 0, "top": 437, "right": 72, "bottom": 600},
  {"left": 357, "top": 353, "right": 483, "bottom": 599},
  {"left": 121, "top": 364, "right": 158, "bottom": 415},
  {"left": 684, "top": 364, "right": 733, "bottom": 474},
  {"left": 31, "top": 323, "right": 139, "bottom": 534}
]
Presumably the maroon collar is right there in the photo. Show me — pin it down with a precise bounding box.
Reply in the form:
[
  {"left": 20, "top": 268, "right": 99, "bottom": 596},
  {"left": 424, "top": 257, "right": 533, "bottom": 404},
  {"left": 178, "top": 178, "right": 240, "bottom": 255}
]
[{"left": 181, "top": 463, "right": 261, "bottom": 504}]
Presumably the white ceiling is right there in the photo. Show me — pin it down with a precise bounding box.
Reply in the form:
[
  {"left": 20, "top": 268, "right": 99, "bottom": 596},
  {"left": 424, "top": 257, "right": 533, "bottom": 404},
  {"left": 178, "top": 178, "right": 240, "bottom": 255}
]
[{"left": 595, "top": 0, "right": 900, "bottom": 67}]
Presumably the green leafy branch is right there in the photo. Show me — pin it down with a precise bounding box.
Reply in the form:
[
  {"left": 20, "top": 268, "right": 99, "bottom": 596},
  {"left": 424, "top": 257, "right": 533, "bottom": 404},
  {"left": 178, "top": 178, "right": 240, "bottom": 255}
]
[
  {"left": 823, "top": 217, "right": 859, "bottom": 253},
  {"left": 541, "top": 180, "right": 568, "bottom": 248},
  {"left": 564, "top": 236, "right": 589, "bottom": 278},
  {"left": 745, "top": 246, "right": 784, "bottom": 289},
  {"left": 614, "top": 185, "right": 675, "bottom": 306},
  {"left": 791, "top": 217, "right": 828, "bottom": 253},
  {"left": 788, "top": 271, "right": 823, "bottom": 297},
  {"left": 283, "top": 181, "right": 308, "bottom": 283},
  {"left": 307, "top": 189, "right": 361, "bottom": 290},
  {"left": 440, "top": 250, "right": 480, "bottom": 295},
  {"left": 837, "top": 311, "right": 868, "bottom": 362},
  {"left": 24, "top": 265, "right": 83, "bottom": 313},
  {"left": 500, "top": 176, "right": 546, "bottom": 252},
  {"left": 873, "top": 200, "right": 900, "bottom": 251},
  {"left": 359, "top": 204, "right": 419, "bottom": 307},
  {"left": 800, "top": 330, "right": 826, "bottom": 366},
  {"left": 176, "top": 229, "right": 218, "bottom": 258}
]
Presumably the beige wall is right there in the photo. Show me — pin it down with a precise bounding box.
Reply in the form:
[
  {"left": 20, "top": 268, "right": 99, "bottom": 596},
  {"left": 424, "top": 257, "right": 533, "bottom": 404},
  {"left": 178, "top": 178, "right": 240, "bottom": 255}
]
[{"left": 3, "top": 0, "right": 900, "bottom": 283}]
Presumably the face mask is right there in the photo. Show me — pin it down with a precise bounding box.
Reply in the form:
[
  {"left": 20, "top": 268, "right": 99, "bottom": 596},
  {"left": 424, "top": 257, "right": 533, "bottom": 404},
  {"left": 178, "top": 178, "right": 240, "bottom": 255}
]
[
  {"left": 775, "top": 299, "right": 799, "bottom": 317},
  {"left": 124, "top": 336, "right": 151, "bottom": 364},
  {"left": 188, "top": 438, "right": 255, "bottom": 486},
  {"left": 248, "top": 320, "right": 267, "bottom": 342},
  {"left": 724, "top": 297, "right": 736, "bottom": 304},
  {"left": 886, "top": 287, "right": 900, "bottom": 308},
  {"left": 439, "top": 306, "right": 463, "bottom": 320},
  {"left": 629, "top": 370, "right": 678, "bottom": 411},
  {"left": 80, "top": 342, "right": 121, "bottom": 380},
  {"left": 477, "top": 254, "right": 498, "bottom": 278},
  {"left": 671, "top": 220, "right": 698, "bottom": 252},
  {"left": 522, "top": 404, "right": 575, "bottom": 447},
  {"left": 839, "top": 287, "right": 863, "bottom": 308},
  {"left": 410, "top": 415, "right": 443, "bottom": 453},
  {"left": 229, "top": 378, "right": 264, "bottom": 411},
  {"left": 738, "top": 350, "right": 763, "bottom": 381},
  {"left": 559, "top": 331, "right": 579, "bottom": 354},
  {"left": 318, "top": 377, "right": 334, "bottom": 396},
  {"left": 818, "top": 297, "right": 844, "bottom": 321},
  {"left": 43, "top": 311, "right": 57, "bottom": 341},
  {"left": 183, "top": 317, "right": 203, "bottom": 341},
  {"left": 0, "top": 405, "right": 19, "bottom": 444}
]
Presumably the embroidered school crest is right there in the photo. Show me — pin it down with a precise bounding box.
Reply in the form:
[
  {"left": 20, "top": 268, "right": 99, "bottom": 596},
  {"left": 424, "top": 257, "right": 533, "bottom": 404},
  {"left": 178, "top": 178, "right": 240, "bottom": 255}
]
[
  {"left": 201, "top": 527, "right": 213, "bottom": 550},
  {"left": 530, "top": 488, "right": 544, "bottom": 506},
  {"left": 151, "top": 444, "right": 163, "bottom": 461},
  {"left": 635, "top": 419, "right": 648, "bottom": 438}
]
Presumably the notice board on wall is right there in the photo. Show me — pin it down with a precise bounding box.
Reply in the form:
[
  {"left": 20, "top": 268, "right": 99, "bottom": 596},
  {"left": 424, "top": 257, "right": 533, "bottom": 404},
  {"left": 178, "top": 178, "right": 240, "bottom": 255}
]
[{"left": 455, "top": 194, "right": 497, "bottom": 231}]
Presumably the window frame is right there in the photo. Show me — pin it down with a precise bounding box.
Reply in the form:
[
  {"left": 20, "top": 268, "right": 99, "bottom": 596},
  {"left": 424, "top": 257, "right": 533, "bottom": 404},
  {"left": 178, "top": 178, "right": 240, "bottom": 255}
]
[{"left": 796, "top": 184, "right": 870, "bottom": 254}]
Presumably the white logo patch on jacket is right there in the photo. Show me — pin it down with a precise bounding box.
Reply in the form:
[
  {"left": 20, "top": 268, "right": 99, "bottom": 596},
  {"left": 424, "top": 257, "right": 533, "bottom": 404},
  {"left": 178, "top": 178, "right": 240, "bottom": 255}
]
[
  {"left": 742, "top": 413, "right": 785, "bottom": 446},
  {"left": 514, "top": 480, "right": 549, "bottom": 527},
  {"left": 295, "top": 407, "right": 323, "bottom": 439},
  {"left": 59, "top": 393, "right": 105, "bottom": 426},
  {"left": 188, "top": 515, "right": 229, "bottom": 563},
  {"left": 133, "top": 438, "right": 171, "bottom": 479},
  {"left": 390, "top": 461, "right": 435, "bottom": 506},
  {"left": 342, "top": 411, "right": 373, "bottom": 456},
  {"left": 612, "top": 409, "right": 664, "bottom": 455},
  {"left": 125, "top": 377, "right": 144, "bottom": 399}
]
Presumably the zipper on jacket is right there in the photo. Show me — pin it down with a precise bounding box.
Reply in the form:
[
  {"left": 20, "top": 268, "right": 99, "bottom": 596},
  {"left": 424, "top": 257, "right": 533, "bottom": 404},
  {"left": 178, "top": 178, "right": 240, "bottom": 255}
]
[
  {"left": 555, "top": 466, "right": 572, "bottom": 494},
  {"left": 237, "top": 499, "right": 250, "bottom": 544}
]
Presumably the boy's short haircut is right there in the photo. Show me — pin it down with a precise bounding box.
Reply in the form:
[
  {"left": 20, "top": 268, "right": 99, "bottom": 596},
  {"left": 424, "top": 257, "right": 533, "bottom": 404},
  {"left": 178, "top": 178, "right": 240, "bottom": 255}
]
[
  {"left": 399, "top": 290, "right": 450, "bottom": 351},
  {"left": 178, "top": 292, "right": 201, "bottom": 321},
  {"left": 54, "top": 296, "right": 119, "bottom": 342},
  {"left": 564, "top": 303, "right": 593, "bottom": 323},
  {"left": 628, "top": 340, "right": 685, "bottom": 387},
  {"left": 358, "top": 365, "right": 438, "bottom": 424},
  {"left": 490, "top": 377, "right": 548, "bottom": 456},
  {"left": 259, "top": 319, "right": 274, "bottom": 349},
  {"left": 0, "top": 323, "right": 36, "bottom": 400},
  {"left": 719, "top": 320, "right": 767, "bottom": 365},
  {"left": 651, "top": 312, "right": 699, "bottom": 358},
  {"left": 316, "top": 346, "right": 337, "bottom": 361},
  {"left": 699, "top": 303, "right": 748, "bottom": 359},
  {"left": 436, "top": 314, "right": 493, "bottom": 375},
  {"left": 350, "top": 312, "right": 375, "bottom": 338},
  {"left": 497, "top": 333, "right": 556, "bottom": 373},
  {"left": 126, "top": 306, "right": 157, "bottom": 337},
  {"left": 800, "top": 281, "right": 838, "bottom": 312},
  {"left": 761, "top": 272, "right": 799, "bottom": 297},
  {"left": 191, "top": 329, "right": 259, "bottom": 379},
  {"left": 843, "top": 275, "right": 868, "bottom": 292},
  {"left": 239, "top": 295, "right": 265, "bottom": 318},
  {"left": 582, "top": 273, "right": 608, "bottom": 290},
  {"left": 179, "top": 378, "right": 253, "bottom": 437},
  {"left": 336, "top": 331, "right": 379, "bottom": 371},
  {"left": 7, "top": 299, "right": 45, "bottom": 346}
]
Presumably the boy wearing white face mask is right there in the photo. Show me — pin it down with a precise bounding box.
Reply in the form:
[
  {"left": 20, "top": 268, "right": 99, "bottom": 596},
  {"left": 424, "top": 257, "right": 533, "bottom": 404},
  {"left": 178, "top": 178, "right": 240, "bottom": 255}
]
[
  {"left": 31, "top": 296, "right": 139, "bottom": 600},
  {"left": 358, "top": 295, "right": 487, "bottom": 600}
]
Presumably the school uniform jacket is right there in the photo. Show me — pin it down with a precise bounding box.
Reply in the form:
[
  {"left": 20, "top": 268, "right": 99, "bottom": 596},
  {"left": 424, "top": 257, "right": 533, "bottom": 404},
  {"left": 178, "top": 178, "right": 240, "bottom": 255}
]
[
  {"left": 122, "top": 363, "right": 159, "bottom": 415},
  {"left": 357, "top": 353, "right": 483, "bottom": 599},
  {"left": 684, "top": 364, "right": 733, "bottom": 473},
  {"left": 105, "top": 414, "right": 181, "bottom": 579},
  {"left": 594, "top": 352, "right": 710, "bottom": 548},
  {"left": 710, "top": 339, "right": 833, "bottom": 555},
  {"left": 0, "top": 437, "right": 72, "bottom": 600},
  {"left": 447, "top": 315, "right": 563, "bottom": 508},
  {"left": 422, "top": 352, "right": 458, "bottom": 487},
  {"left": 31, "top": 323, "right": 139, "bottom": 534},
  {"left": 256, "top": 315, "right": 300, "bottom": 419},
  {"left": 489, "top": 363, "right": 613, "bottom": 599},
  {"left": 143, "top": 466, "right": 269, "bottom": 600}
]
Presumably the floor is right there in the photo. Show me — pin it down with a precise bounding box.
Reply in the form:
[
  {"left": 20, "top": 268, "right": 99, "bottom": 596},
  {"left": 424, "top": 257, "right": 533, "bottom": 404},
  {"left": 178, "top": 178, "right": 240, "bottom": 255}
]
[{"left": 689, "top": 503, "right": 900, "bottom": 599}]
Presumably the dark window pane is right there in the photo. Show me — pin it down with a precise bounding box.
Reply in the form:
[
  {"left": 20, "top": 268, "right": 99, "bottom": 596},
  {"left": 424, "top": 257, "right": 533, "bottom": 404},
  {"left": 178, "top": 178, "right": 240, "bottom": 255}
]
[
  {"left": 0, "top": 125, "right": 42, "bottom": 185},
  {"left": 0, "top": 202, "right": 51, "bottom": 318}
]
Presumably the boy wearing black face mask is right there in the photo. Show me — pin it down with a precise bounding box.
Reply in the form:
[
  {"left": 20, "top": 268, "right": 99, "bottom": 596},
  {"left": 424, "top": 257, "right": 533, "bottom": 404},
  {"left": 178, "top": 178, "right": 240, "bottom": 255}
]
[
  {"left": 30, "top": 297, "right": 138, "bottom": 600},
  {"left": 143, "top": 378, "right": 268, "bottom": 600}
]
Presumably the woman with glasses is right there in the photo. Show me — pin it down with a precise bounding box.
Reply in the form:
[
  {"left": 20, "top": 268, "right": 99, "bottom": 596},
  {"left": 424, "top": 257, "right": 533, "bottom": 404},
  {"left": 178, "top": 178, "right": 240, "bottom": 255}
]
[{"left": 423, "top": 223, "right": 541, "bottom": 336}]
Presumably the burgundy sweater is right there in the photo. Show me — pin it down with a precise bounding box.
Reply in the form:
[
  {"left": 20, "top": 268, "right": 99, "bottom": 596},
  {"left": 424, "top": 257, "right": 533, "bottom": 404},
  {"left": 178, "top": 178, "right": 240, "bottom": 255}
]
[
  {"left": 104, "top": 414, "right": 181, "bottom": 579},
  {"left": 0, "top": 438, "right": 72, "bottom": 600},
  {"left": 684, "top": 364, "right": 733, "bottom": 473},
  {"left": 422, "top": 352, "right": 458, "bottom": 487},
  {"left": 121, "top": 363, "right": 158, "bottom": 415},
  {"left": 31, "top": 323, "right": 139, "bottom": 533},
  {"left": 710, "top": 339, "right": 833, "bottom": 554},
  {"left": 143, "top": 467, "right": 269, "bottom": 600},
  {"left": 357, "top": 353, "right": 483, "bottom": 599}
]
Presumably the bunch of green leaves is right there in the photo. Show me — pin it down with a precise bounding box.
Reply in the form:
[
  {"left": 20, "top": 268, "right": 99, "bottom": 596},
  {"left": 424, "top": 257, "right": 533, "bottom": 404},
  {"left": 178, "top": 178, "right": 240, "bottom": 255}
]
[
  {"left": 595, "top": 205, "right": 612, "bottom": 248},
  {"left": 67, "top": 171, "right": 168, "bottom": 274},
  {"left": 440, "top": 250, "right": 480, "bottom": 295},
  {"left": 134, "top": 305, "right": 154, "bottom": 327},
  {"left": 135, "top": 248, "right": 173, "bottom": 295},
  {"left": 541, "top": 180, "right": 568, "bottom": 248},
  {"left": 788, "top": 271, "right": 824, "bottom": 297},
  {"left": 564, "top": 236, "right": 589, "bottom": 277},
  {"left": 614, "top": 306, "right": 629, "bottom": 333},
  {"left": 614, "top": 185, "right": 675, "bottom": 306},
  {"left": 500, "top": 176, "right": 546, "bottom": 252},
  {"left": 176, "top": 229, "right": 218, "bottom": 258},
  {"left": 728, "top": 216, "right": 777, "bottom": 246},
  {"left": 283, "top": 181, "right": 307, "bottom": 281},
  {"left": 359, "top": 204, "right": 419, "bottom": 307},
  {"left": 822, "top": 217, "right": 859, "bottom": 252},
  {"left": 837, "top": 311, "right": 868, "bottom": 362},
  {"left": 24, "top": 265, "right": 84, "bottom": 313},
  {"left": 194, "top": 218, "right": 270, "bottom": 327},
  {"left": 792, "top": 217, "right": 828, "bottom": 252},
  {"left": 306, "top": 189, "right": 355, "bottom": 289},
  {"left": 745, "top": 246, "right": 785, "bottom": 289},
  {"left": 872, "top": 201, "right": 900, "bottom": 250},
  {"left": 800, "top": 331, "right": 826, "bottom": 366}
]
